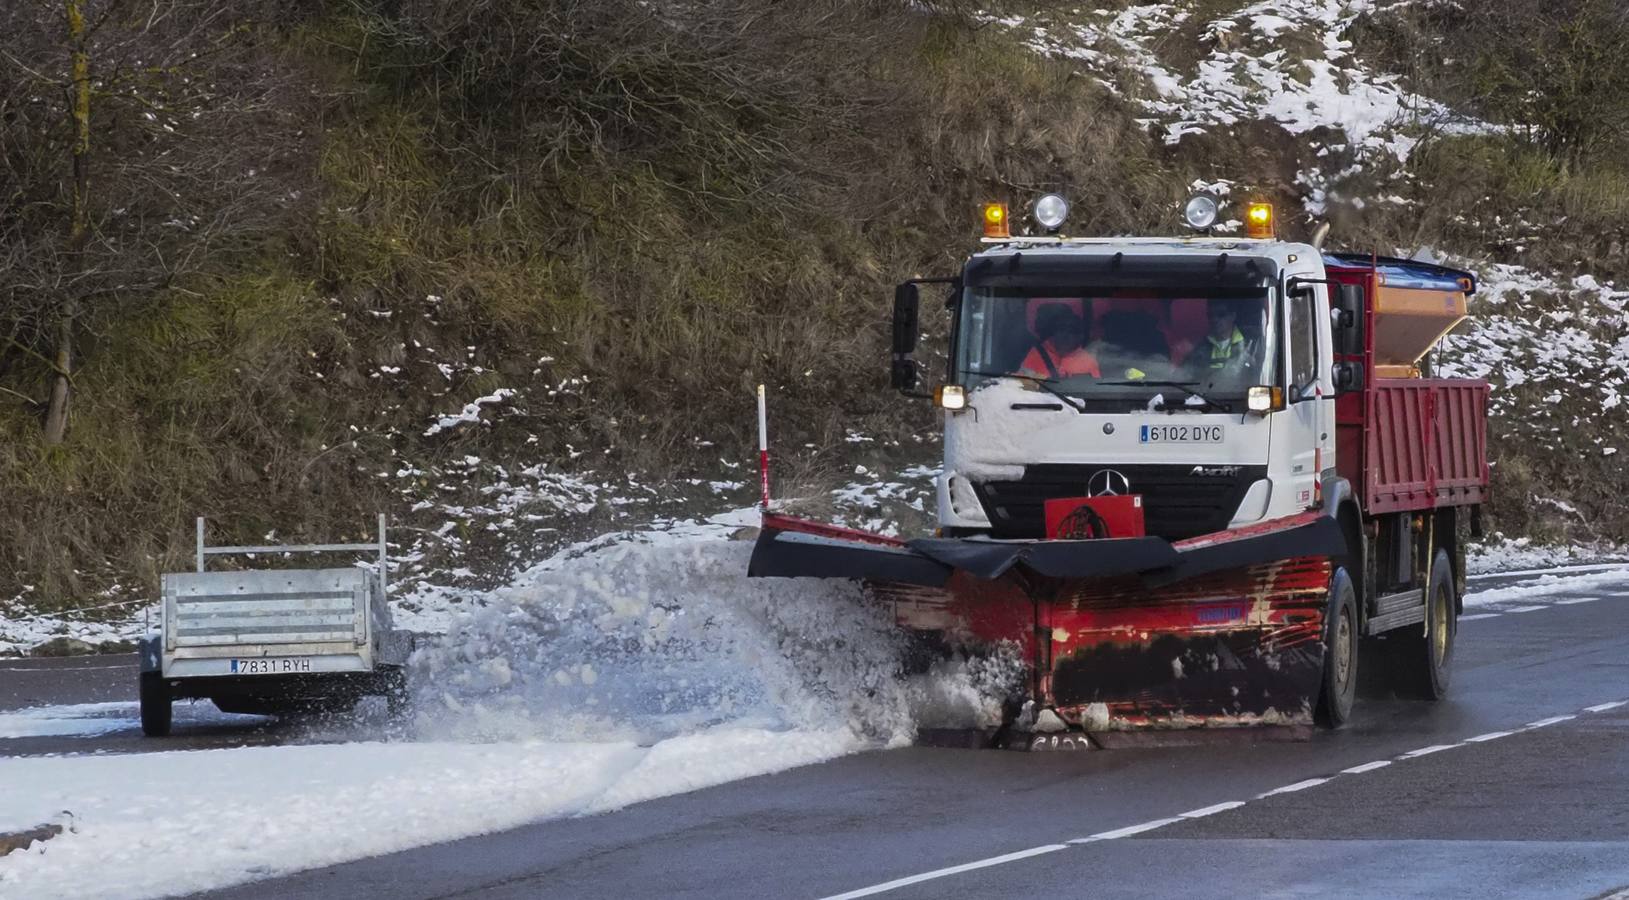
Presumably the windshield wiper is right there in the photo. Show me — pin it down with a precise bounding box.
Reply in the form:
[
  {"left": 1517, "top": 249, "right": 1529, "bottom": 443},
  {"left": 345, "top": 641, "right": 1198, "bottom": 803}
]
[
  {"left": 1096, "top": 379, "right": 1233, "bottom": 413},
  {"left": 961, "top": 369, "right": 1086, "bottom": 412}
]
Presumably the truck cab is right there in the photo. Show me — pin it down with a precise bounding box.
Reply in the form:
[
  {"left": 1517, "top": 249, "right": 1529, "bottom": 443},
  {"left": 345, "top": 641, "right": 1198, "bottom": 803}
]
[{"left": 920, "top": 236, "right": 1339, "bottom": 541}]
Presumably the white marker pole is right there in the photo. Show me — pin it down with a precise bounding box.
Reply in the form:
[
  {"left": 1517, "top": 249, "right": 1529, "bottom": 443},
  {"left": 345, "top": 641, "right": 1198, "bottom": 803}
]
[{"left": 757, "top": 384, "right": 771, "bottom": 510}]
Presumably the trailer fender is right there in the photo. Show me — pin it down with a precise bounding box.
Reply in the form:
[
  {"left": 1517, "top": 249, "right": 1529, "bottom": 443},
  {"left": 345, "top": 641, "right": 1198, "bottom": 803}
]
[{"left": 138, "top": 634, "right": 162, "bottom": 674}]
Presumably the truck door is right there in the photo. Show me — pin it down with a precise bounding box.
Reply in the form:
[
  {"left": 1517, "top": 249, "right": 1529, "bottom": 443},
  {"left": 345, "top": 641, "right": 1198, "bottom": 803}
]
[{"left": 1284, "top": 284, "right": 1329, "bottom": 509}]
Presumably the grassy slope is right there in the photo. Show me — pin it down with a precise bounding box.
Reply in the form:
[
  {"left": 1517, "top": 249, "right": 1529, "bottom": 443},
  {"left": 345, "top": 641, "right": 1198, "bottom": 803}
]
[{"left": 2, "top": 1, "right": 1624, "bottom": 614}]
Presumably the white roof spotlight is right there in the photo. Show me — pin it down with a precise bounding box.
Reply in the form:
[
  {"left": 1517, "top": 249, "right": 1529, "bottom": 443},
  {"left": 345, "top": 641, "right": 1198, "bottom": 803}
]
[
  {"left": 1183, "top": 193, "right": 1220, "bottom": 230},
  {"left": 1033, "top": 193, "right": 1070, "bottom": 232}
]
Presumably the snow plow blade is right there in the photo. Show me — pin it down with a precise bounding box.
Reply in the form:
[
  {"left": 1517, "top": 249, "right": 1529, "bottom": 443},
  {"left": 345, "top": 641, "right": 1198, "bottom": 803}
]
[{"left": 749, "top": 512, "right": 1345, "bottom": 740}]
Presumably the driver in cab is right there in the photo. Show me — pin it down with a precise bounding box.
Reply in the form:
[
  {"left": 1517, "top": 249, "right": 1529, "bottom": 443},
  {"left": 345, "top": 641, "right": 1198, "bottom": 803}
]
[{"left": 1019, "top": 305, "right": 1100, "bottom": 379}]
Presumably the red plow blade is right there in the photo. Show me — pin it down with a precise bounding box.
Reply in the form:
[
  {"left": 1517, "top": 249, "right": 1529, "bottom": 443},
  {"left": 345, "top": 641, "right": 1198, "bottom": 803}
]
[{"left": 750, "top": 511, "right": 1344, "bottom": 746}]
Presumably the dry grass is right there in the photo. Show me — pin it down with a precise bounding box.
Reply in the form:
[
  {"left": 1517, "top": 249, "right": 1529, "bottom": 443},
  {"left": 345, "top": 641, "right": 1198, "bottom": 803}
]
[{"left": 7, "top": 1, "right": 1629, "bottom": 612}]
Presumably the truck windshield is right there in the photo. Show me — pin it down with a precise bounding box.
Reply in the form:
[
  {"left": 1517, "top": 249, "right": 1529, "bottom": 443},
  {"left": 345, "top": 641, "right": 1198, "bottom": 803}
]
[{"left": 953, "top": 286, "right": 1276, "bottom": 401}]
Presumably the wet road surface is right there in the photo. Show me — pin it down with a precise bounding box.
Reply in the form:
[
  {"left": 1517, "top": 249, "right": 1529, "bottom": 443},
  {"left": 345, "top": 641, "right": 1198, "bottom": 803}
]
[{"left": 4, "top": 567, "right": 1627, "bottom": 898}]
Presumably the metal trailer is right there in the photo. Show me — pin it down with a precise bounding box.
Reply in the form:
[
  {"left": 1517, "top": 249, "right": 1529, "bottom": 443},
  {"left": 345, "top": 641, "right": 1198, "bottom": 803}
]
[{"left": 137, "top": 515, "right": 411, "bottom": 736}]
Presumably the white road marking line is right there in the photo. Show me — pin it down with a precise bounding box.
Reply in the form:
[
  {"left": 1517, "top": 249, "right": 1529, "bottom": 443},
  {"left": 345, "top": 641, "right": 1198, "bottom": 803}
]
[
  {"left": 1179, "top": 801, "right": 1246, "bottom": 819},
  {"left": 822, "top": 699, "right": 1617, "bottom": 898},
  {"left": 1499, "top": 604, "right": 1546, "bottom": 613},
  {"left": 1400, "top": 743, "right": 1460, "bottom": 758},
  {"left": 1553, "top": 597, "right": 1599, "bottom": 605},
  {"left": 821, "top": 844, "right": 1069, "bottom": 900},
  {"left": 1257, "top": 778, "right": 1328, "bottom": 798},
  {"left": 1458, "top": 613, "right": 1501, "bottom": 621},
  {"left": 1070, "top": 817, "right": 1184, "bottom": 842}
]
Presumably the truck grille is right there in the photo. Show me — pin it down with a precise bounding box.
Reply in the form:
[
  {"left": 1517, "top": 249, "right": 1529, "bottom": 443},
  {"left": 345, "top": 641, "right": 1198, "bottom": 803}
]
[{"left": 972, "top": 463, "right": 1266, "bottom": 540}]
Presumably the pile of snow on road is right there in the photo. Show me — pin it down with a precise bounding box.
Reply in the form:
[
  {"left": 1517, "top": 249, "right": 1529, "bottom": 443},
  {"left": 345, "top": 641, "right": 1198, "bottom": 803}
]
[
  {"left": 409, "top": 540, "right": 920, "bottom": 746},
  {"left": 2, "top": 536, "right": 1029, "bottom": 900}
]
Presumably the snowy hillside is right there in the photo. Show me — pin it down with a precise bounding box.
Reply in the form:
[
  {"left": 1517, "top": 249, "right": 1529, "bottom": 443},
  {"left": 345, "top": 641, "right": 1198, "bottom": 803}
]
[{"left": 984, "top": 0, "right": 1490, "bottom": 217}]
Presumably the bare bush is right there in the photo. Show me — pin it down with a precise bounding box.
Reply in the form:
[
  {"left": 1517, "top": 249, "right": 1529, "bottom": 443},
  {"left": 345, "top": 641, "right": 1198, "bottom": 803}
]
[{"left": 0, "top": 0, "right": 316, "bottom": 441}]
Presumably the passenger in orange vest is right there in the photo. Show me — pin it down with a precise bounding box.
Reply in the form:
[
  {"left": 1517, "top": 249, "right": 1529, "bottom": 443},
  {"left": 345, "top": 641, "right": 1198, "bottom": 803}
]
[{"left": 1020, "top": 305, "right": 1101, "bottom": 379}]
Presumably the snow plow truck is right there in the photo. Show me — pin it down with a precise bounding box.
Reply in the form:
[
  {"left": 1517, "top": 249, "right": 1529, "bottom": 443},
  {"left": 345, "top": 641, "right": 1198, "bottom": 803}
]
[{"left": 749, "top": 193, "right": 1489, "bottom": 749}]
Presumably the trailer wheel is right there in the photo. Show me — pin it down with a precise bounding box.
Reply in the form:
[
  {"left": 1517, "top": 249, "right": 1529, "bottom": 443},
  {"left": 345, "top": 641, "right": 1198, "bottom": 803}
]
[
  {"left": 140, "top": 672, "right": 172, "bottom": 737},
  {"left": 1395, "top": 548, "right": 1455, "bottom": 700},
  {"left": 383, "top": 666, "right": 412, "bottom": 721},
  {"left": 1316, "top": 567, "right": 1359, "bottom": 728}
]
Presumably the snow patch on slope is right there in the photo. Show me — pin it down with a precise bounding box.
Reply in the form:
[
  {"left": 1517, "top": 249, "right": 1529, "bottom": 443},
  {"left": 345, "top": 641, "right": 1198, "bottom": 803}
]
[{"left": 986, "top": 0, "right": 1488, "bottom": 161}]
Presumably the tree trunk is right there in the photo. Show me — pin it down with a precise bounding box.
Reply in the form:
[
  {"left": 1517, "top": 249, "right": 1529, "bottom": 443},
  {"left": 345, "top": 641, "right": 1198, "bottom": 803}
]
[{"left": 45, "top": 0, "right": 90, "bottom": 445}]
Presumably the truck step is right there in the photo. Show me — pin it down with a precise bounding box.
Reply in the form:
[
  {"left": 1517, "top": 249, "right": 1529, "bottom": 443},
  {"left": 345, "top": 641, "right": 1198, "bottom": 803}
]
[{"left": 1366, "top": 589, "right": 1426, "bottom": 635}]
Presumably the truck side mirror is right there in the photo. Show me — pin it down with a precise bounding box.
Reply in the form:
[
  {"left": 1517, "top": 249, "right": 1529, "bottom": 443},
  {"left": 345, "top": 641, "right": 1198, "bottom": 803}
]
[
  {"left": 891, "top": 283, "right": 920, "bottom": 392},
  {"left": 1333, "top": 283, "right": 1364, "bottom": 356},
  {"left": 1333, "top": 360, "right": 1365, "bottom": 395}
]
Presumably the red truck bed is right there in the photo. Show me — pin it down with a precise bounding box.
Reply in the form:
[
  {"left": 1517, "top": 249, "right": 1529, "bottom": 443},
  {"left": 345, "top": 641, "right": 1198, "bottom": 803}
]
[
  {"left": 1327, "top": 254, "right": 1490, "bottom": 516},
  {"left": 1338, "top": 378, "right": 1490, "bottom": 514}
]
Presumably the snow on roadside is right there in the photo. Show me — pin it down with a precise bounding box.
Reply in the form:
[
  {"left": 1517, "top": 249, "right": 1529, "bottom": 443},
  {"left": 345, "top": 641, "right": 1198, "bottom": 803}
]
[
  {"left": 0, "top": 729, "right": 858, "bottom": 900},
  {"left": 0, "top": 608, "right": 144, "bottom": 658},
  {"left": 0, "top": 702, "right": 265, "bottom": 741},
  {"left": 1463, "top": 569, "right": 1629, "bottom": 608},
  {"left": 0, "top": 536, "right": 921, "bottom": 899},
  {"left": 1467, "top": 537, "right": 1629, "bottom": 575}
]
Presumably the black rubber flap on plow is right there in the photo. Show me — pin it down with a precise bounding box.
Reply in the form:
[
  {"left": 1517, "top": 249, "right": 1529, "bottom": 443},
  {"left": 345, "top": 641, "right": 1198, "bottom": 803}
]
[
  {"left": 906, "top": 536, "right": 1180, "bottom": 580},
  {"left": 1144, "top": 515, "right": 1348, "bottom": 588},
  {"left": 748, "top": 530, "right": 952, "bottom": 587},
  {"left": 750, "top": 512, "right": 1348, "bottom": 588}
]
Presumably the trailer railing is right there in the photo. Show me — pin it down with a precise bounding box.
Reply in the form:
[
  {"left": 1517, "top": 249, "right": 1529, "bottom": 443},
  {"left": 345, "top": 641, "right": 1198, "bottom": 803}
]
[{"left": 194, "top": 513, "right": 389, "bottom": 598}]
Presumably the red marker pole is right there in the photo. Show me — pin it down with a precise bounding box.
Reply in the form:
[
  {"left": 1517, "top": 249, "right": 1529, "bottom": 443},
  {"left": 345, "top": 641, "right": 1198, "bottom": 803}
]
[{"left": 757, "top": 384, "right": 771, "bottom": 510}]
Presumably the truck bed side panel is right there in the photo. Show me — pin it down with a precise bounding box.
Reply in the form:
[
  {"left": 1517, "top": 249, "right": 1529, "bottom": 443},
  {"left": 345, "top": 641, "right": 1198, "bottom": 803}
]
[{"left": 1365, "top": 378, "right": 1489, "bottom": 514}]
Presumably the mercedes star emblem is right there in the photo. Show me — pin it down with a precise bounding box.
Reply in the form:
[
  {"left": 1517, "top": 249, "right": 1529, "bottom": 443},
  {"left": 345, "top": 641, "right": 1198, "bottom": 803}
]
[{"left": 1087, "top": 469, "right": 1131, "bottom": 497}]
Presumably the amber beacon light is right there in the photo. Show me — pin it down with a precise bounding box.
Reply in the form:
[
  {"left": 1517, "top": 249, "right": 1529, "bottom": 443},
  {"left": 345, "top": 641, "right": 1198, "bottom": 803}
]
[
  {"left": 982, "top": 203, "right": 1010, "bottom": 239},
  {"left": 1245, "top": 201, "right": 1275, "bottom": 239}
]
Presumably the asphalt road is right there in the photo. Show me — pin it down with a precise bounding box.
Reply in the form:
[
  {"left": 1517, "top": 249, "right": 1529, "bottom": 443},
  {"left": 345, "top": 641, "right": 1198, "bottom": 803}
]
[{"left": 5, "top": 567, "right": 1628, "bottom": 899}]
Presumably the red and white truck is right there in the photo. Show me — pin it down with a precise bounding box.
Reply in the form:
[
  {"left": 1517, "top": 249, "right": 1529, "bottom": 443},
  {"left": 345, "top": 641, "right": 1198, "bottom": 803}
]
[{"left": 751, "top": 194, "right": 1489, "bottom": 746}]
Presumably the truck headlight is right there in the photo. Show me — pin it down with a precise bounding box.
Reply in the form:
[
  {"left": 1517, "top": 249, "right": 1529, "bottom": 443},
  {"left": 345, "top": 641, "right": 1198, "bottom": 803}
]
[
  {"left": 1247, "top": 385, "right": 1285, "bottom": 413},
  {"left": 936, "top": 384, "right": 967, "bottom": 411}
]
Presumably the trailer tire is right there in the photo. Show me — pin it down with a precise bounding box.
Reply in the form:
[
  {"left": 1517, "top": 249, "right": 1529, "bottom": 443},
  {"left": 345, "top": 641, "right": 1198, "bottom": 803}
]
[
  {"left": 1316, "top": 567, "right": 1359, "bottom": 728},
  {"left": 383, "top": 666, "right": 412, "bottom": 721},
  {"left": 140, "top": 672, "right": 172, "bottom": 737},
  {"left": 1395, "top": 548, "right": 1455, "bottom": 700}
]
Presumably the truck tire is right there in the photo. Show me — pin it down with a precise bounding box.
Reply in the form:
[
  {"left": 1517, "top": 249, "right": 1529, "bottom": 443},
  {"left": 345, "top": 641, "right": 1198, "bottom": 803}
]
[
  {"left": 140, "top": 672, "right": 172, "bottom": 737},
  {"left": 1395, "top": 548, "right": 1455, "bottom": 700},
  {"left": 1315, "top": 566, "right": 1359, "bottom": 728}
]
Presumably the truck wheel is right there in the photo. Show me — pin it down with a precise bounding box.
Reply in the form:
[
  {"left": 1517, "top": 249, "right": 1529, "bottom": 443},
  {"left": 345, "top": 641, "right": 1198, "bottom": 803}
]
[
  {"left": 1395, "top": 548, "right": 1455, "bottom": 700},
  {"left": 1315, "top": 566, "right": 1359, "bottom": 728},
  {"left": 140, "top": 672, "right": 172, "bottom": 737}
]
